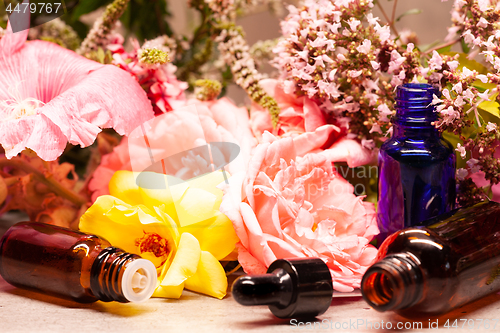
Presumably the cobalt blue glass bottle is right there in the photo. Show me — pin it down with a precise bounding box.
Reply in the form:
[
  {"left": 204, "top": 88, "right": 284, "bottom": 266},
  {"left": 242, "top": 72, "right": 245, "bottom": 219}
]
[{"left": 377, "top": 83, "right": 456, "bottom": 242}]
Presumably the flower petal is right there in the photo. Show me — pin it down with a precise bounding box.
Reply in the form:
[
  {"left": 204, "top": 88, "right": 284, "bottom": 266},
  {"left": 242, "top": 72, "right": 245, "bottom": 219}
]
[
  {"left": 155, "top": 233, "right": 201, "bottom": 298},
  {"left": 321, "top": 138, "right": 377, "bottom": 167},
  {"left": 79, "top": 195, "right": 173, "bottom": 269},
  {"left": 180, "top": 211, "right": 238, "bottom": 260},
  {"left": 108, "top": 170, "right": 145, "bottom": 206},
  {"left": 184, "top": 251, "right": 227, "bottom": 299}
]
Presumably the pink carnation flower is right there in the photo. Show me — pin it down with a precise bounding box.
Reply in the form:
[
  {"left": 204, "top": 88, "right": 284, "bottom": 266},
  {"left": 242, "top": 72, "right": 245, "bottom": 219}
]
[
  {"left": 89, "top": 98, "right": 257, "bottom": 201},
  {"left": 250, "top": 79, "right": 376, "bottom": 167},
  {"left": 0, "top": 21, "right": 154, "bottom": 161},
  {"left": 220, "top": 133, "right": 379, "bottom": 292}
]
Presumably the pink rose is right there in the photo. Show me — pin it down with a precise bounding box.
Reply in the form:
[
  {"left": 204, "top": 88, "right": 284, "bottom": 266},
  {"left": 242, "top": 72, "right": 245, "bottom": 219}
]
[
  {"left": 220, "top": 133, "right": 379, "bottom": 292},
  {"left": 89, "top": 98, "right": 257, "bottom": 201},
  {"left": 250, "top": 79, "right": 376, "bottom": 167}
]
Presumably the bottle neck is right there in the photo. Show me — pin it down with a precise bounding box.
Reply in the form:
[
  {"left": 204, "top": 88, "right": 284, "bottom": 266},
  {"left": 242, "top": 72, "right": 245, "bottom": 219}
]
[
  {"left": 90, "top": 247, "right": 157, "bottom": 303},
  {"left": 361, "top": 253, "right": 424, "bottom": 312},
  {"left": 392, "top": 83, "right": 441, "bottom": 139},
  {"left": 392, "top": 120, "right": 441, "bottom": 139}
]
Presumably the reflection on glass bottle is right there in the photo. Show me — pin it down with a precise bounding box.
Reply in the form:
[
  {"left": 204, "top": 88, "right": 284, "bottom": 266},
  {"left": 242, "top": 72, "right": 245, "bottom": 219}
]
[
  {"left": 377, "top": 83, "right": 456, "bottom": 242},
  {"left": 362, "top": 201, "right": 500, "bottom": 317},
  {"left": 0, "top": 222, "right": 157, "bottom": 303}
]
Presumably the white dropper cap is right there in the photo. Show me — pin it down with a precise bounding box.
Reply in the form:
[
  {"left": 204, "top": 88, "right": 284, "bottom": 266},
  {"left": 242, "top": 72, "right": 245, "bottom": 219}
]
[{"left": 121, "top": 259, "right": 157, "bottom": 303}]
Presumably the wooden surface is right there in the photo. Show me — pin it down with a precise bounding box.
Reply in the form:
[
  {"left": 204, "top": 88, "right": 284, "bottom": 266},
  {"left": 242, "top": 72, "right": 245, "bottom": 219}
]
[
  {"left": 1, "top": 273, "right": 500, "bottom": 332},
  {"left": 1, "top": 217, "right": 500, "bottom": 332}
]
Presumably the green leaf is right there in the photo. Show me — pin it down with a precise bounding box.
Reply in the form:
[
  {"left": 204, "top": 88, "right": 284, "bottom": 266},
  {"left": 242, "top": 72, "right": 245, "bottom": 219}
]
[
  {"left": 120, "top": 0, "right": 172, "bottom": 41},
  {"left": 441, "top": 52, "right": 489, "bottom": 74},
  {"left": 473, "top": 81, "right": 496, "bottom": 93},
  {"left": 443, "top": 131, "right": 466, "bottom": 168},
  {"left": 461, "top": 38, "right": 470, "bottom": 54},
  {"left": 71, "top": 0, "right": 112, "bottom": 21},
  {"left": 478, "top": 93, "right": 500, "bottom": 120},
  {"left": 436, "top": 45, "right": 452, "bottom": 54},
  {"left": 396, "top": 9, "right": 422, "bottom": 22},
  {"left": 418, "top": 40, "right": 442, "bottom": 53}
]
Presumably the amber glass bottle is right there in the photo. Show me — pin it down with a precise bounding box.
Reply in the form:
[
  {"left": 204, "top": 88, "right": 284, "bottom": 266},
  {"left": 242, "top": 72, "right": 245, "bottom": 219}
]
[
  {"left": 0, "top": 222, "right": 157, "bottom": 303},
  {"left": 361, "top": 201, "right": 500, "bottom": 316}
]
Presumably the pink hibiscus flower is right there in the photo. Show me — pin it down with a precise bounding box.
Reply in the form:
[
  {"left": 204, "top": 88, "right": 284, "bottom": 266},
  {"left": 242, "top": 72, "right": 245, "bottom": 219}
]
[
  {"left": 88, "top": 98, "right": 257, "bottom": 201},
  {"left": 0, "top": 19, "right": 154, "bottom": 161},
  {"left": 250, "top": 79, "right": 376, "bottom": 167},
  {"left": 220, "top": 133, "right": 379, "bottom": 292}
]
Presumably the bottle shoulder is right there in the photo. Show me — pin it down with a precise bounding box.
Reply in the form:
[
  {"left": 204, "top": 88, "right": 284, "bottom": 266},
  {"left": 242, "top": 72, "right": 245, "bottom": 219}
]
[
  {"left": 377, "top": 227, "right": 458, "bottom": 277},
  {"left": 380, "top": 136, "right": 455, "bottom": 163}
]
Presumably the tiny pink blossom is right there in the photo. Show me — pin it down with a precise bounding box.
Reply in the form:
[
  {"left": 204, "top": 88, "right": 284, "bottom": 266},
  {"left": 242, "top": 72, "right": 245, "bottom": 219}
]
[
  {"left": 476, "top": 74, "right": 489, "bottom": 83},
  {"left": 356, "top": 39, "right": 371, "bottom": 54},
  {"left": 478, "top": 17, "right": 489, "bottom": 28},
  {"left": 369, "top": 123, "right": 382, "bottom": 134},
  {"left": 478, "top": 0, "right": 491, "bottom": 11},
  {"left": 461, "top": 67, "right": 475, "bottom": 78},
  {"left": 347, "top": 18, "right": 361, "bottom": 31},
  {"left": 429, "top": 51, "right": 443, "bottom": 70},
  {"left": 456, "top": 143, "right": 466, "bottom": 158},
  {"left": 365, "top": 13, "right": 380, "bottom": 26},
  {"left": 388, "top": 50, "right": 406, "bottom": 73},
  {"left": 349, "top": 70, "right": 363, "bottom": 78},
  {"left": 377, "top": 103, "right": 393, "bottom": 122},
  {"left": 477, "top": 89, "right": 491, "bottom": 102},
  {"left": 370, "top": 61, "right": 380, "bottom": 70},
  {"left": 446, "top": 60, "right": 459, "bottom": 71},
  {"left": 374, "top": 24, "right": 391, "bottom": 42},
  {"left": 467, "top": 158, "right": 481, "bottom": 173},
  {"left": 487, "top": 122, "right": 498, "bottom": 132},
  {"left": 452, "top": 82, "right": 463, "bottom": 94},
  {"left": 442, "top": 89, "right": 452, "bottom": 100},
  {"left": 463, "top": 30, "right": 475, "bottom": 45},
  {"left": 463, "top": 88, "right": 475, "bottom": 103},
  {"left": 445, "top": 26, "right": 460, "bottom": 42},
  {"left": 454, "top": 95, "right": 465, "bottom": 108},
  {"left": 431, "top": 94, "right": 443, "bottom": 106},
  {"left": 456, "top": 168, "right": 468, "bottom": 180}
]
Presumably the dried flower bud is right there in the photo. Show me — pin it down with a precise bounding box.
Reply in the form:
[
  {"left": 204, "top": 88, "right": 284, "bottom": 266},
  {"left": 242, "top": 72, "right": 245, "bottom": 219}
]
[
  {"left": 194, "top": 79, "right": 222, "bottom": 101},
  {"left": 138, "top": 48, "right": 169, "bottom": 67}
]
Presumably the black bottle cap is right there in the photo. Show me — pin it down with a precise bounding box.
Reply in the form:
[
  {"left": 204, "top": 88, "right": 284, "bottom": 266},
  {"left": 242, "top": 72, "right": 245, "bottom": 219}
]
[{"left": 231, "top": 258, "right": 333, "bottom": 318}]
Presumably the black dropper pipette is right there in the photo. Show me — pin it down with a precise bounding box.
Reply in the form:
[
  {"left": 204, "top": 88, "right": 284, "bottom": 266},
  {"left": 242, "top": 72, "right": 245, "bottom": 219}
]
[{"left": 231, "top": 258, "right": 333, "bottom": 318}]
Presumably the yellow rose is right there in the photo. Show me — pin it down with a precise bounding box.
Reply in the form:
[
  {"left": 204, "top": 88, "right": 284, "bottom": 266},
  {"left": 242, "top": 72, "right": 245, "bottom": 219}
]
[{"left": 79, "top": 170, "right": 238, "bottom": 299}]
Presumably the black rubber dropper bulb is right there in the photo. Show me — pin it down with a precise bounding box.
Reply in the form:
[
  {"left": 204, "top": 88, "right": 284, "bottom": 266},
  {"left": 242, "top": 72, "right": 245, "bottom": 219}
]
[{"left": 232, "top": 258, "right": 333, "bottom": 318}]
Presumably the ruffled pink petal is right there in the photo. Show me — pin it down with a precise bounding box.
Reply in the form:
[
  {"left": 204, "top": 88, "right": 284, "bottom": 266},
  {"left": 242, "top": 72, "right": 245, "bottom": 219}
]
[
  {"left": 236, "top": 243, "right": 267, "bottom": 274},
  {"left": 0, "top": 114, "right": 67, "bottom": 160},
  {"left": 293, "top": 125, "right": 340, "bottom": 156},
  {"left": 303, "top": 97, "right": 327, "bottom": 132},
  {"left": 320, "top": 138, "right": 377, "bottom": 167},
  {"left": 0, "top": 6, "right": 29, "bottom": 54}
]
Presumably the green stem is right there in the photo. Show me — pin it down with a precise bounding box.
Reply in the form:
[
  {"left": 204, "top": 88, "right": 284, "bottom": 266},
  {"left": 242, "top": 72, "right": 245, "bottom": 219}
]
[
  {"left": 0, "top": 158, "right": 88, "bottom": 207},
  {"left": 423, "top": 37, "right": 461, "bottom": 55}
]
